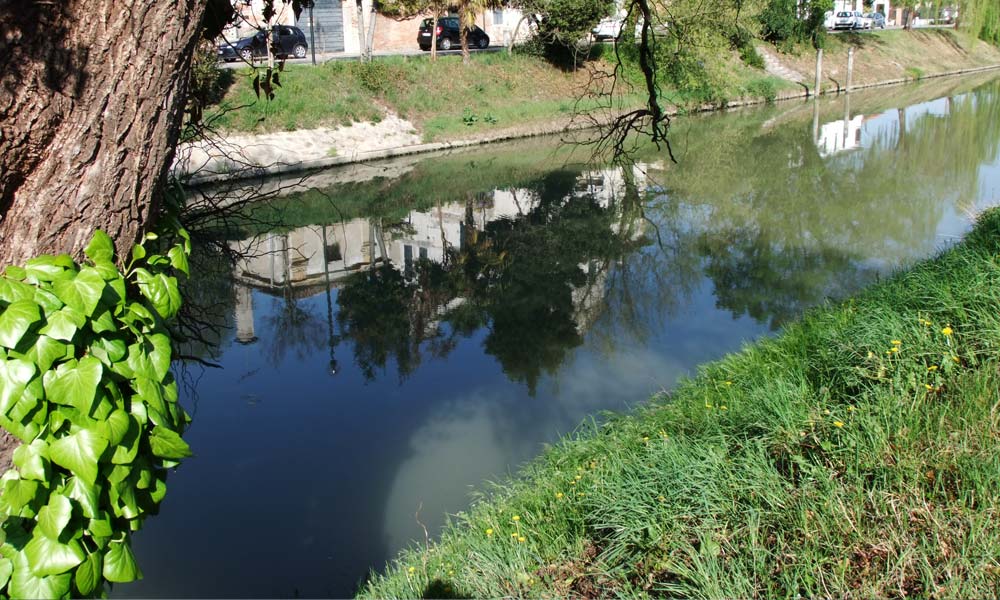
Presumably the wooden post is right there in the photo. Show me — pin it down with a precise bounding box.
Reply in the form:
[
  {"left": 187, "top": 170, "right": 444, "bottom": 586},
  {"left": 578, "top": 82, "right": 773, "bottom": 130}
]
[
  {"left": 814, "top": 48, "right": 823, "bottom": 97},
  {"left": 846, "top": 46, "right": 855, "bottom": 93}
]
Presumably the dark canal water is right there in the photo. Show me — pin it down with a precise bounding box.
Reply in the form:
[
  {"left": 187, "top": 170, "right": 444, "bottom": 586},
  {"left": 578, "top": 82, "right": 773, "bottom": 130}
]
[{"left": 124, "top": 74, "right": 1000, "bottom": 597}]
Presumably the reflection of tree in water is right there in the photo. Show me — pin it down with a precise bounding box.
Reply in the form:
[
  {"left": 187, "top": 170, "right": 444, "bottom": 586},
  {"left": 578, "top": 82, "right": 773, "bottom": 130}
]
[
  {"left": 640, "top": 79, "right": 1000, "bottom": 330},
  {"left": 262, "top": 292, "right": 327, "bottom": 365},
  {"left": 698, "top": 225, "right": 874, "bottom": 330},
  {"left": 336, "top": 260, "right": 458, "bottom": 381},
  {"left": 335, "top": 181, "right": 644, "bottom": 392}
]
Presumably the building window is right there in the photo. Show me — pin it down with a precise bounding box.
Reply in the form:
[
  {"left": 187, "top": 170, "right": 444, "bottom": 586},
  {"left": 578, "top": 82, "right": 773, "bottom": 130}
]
[{"left": 493, "top": 9, "right": 503, "bottom": 25}]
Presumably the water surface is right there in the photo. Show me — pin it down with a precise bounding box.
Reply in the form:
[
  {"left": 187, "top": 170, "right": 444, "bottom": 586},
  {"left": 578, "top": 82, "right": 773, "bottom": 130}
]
[{"left": 125, "top": 74, "right": 1000, "bottom": 597}]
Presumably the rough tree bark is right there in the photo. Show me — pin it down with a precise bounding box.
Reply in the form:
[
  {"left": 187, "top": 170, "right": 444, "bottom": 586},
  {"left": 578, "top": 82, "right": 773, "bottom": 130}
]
[{"left": 0, "top": 0, "right": 222, "bottom": 266}]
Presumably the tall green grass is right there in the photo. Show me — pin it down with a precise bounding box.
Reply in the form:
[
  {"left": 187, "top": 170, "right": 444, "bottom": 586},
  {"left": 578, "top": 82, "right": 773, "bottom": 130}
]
[{"left": 360, "top": 208, "right": 1000, "bottom": 598}]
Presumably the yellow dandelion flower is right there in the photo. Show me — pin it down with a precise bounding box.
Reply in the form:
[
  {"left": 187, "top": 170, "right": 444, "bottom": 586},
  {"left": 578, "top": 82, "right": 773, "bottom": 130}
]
[
  {"left": 485, "top": 528, "right": 494, "bottom": 536},
  {"left": 555, "top": 492, "right": 564, "bottom": 499},
  {"left": 847, "top": 406, "right": 855, "bottom": 412},
  {"left": 574, "top": 474, "right": 582, "bottom": 480},
  {"left": 642, "top": 437, "right": 649, "bottom": 442},
  {"left": 705, "top": 403, "right": 713, "bottom": 409},
  {"left": 448, "top": 570, "right": 455, "bottom": 576},
  {"left": 511, "top": 515, "right": 520, "bottom": 522},
  {"left": 577, "top": 493, "right": 585, "bottom": 497},
  {"left": 833, "top": 421, "right": 844, "bottom": 428},
  {"left": 408, "top": 567, "right": 416, "bottom": 574},
  {"left": 891, "top": 340, "right": 902, "bottom": 345},
  {"left": 518, "top": 536, "right": 526, "bottom": 543},
  {"left": 724, "top": 381, "right": 733, "bottom": 386},
  {"left": 941, "top": 326, "right": 953, "bottom": 336},
  {"left": 720, "top": 406, "right": 728, "bottom": 411},
  {"left": 511, "top": 533, "right": 519, "bottom": 538},
  {"left": 889, "top": 346, "right": 900, "bottom": 353},
  {"left": 924, "top": 383, "right": 933, "bottom": 391},
  {"left": 927, "top": 365, "right": 938, "bottom": 371},
  {"left": 658, "top": 495, "right": 666, "bottom": 502},
  {"left": 569, "top": 480, "right": 576, "bottom": 485},
  {"left": 952, "top": 355, "right": 961, "bottom": 363}
]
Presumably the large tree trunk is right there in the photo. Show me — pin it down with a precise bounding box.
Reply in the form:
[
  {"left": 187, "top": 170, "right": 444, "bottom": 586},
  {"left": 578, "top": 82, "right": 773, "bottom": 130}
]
[{"left": 0, "top": 0, "right": 213, "bottom": 266}]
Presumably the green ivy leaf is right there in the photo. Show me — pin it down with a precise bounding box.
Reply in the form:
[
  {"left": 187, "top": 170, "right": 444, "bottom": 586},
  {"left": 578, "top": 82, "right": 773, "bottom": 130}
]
[
  {"left": 0, "top": 357, "right": 37, "bottom": 416},
  {"left": 52, "top": 267, "right": 106, "bottom": 317},
  {"left": 134, "top": 377, "right": 166, "bottom": 416},
  {"left": 49, "top": 429, "right": 108, "bottom": 486},
  {"left": 126, "top": 341, "right": 157, "bottom": 381},
  {"left": 89, "top": 336, "right": 127, "bottom": 368},
  {"left": 10, "top": 552, "right": 71, "bottom": 599},
  {"left": 62, "top": 476, "right": 100, "bottom": 520},
  {"left": 89, "top": 306, "right": 117, "bottom": 334},
  {"left": 43, "top": 356, "right": 103, "bottom": 415},
  {"left": 0, "top": 300, "right": 42, "bottom": 349},
  {"left": 167, "top": 245, "right": 190, "bottom": 276},
  {"left": 0, "top": 477, "right": 42, "bottom": 518},
  {"left": 99, "top": 409, "right": 131, "bottom": 447},
  {"left": 0, "top": 277, "right": 35, "bottom": 303},
  {"left": 36, "top": 494, "right": 73, "bottom": 541},
  {"left": 12, "top": 439, "right": 50, "bottom": 482},
  {"left": 102, "top": 539, "right": 141, "bottom": 583},
  {"left": 149, "top": 477, "right": 167, "bottom": 503},
  {"left": 28, "top": 334, "right": 71, "bottom": 373},
  {"left": 88, "top": 513, "right": 114, "bottom": 539},
  {"left": 148, "top": 333, "right": 172, "bottom": 382},
  {"left": 74, "top": 551, "right": 102, "bottom": 596},
  {"left": 24, "top": 255, "right": 75, "bottom": 283},
  {"left": 110, "top": 417, "right": 140, "bottom": 466},
  {"left": 32, "top": 288, "right": 64, "bottom": 316},
  {"left": 84, "top": 231, "right": 115, "bottom": 264},
  {"left": 39, "top": 305, "right": 86, "bottom": 342},
  {"left": 148, "top": 426, "right": 192, "bottom": 459},
  {"left": 133, "top": 269, "right": 181, "bottom": 319},
  {"left": 24, "top": 531, "right": 85, "bottom": 576},
  {"left": 0, "top": 556, "right": 12, "bottom": 590}
]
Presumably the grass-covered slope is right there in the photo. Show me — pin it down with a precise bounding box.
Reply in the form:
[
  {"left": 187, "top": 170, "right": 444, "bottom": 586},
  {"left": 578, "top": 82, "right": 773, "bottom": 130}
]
[
  {"left": 777, "top": 29, "right": 1000, "bottom": 88},
  {"left": 359, "top": 208, "right": 1000, "bottom": 599},
  {"left": 205, "top": 51, "right": 780, "bottom": 140}
]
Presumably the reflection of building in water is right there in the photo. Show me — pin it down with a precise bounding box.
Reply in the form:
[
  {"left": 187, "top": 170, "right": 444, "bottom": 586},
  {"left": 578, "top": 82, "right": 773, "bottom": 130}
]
[
  {"left": 230, "top": 166, "right": 645, "bottom": 341},
  {"left": 817, "top": 114, "right": 865, "bottom": 157}
]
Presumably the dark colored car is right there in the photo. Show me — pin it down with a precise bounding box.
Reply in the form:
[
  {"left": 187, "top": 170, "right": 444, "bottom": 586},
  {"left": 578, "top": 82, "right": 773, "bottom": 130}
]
[
  {"left": 418, "top": 17, "right": 489, "bottom": 51},
  {"left": 218, "top": 25, "right": 308, "bottom": 62}
]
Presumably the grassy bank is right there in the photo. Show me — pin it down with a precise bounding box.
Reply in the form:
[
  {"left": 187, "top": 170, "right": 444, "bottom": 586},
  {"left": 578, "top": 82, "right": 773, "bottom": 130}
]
[
  {"left": 202, "top": 29, "right": 1000, "bottom": 145},
  {"left": 205, "top": 50, "right": 782, "bottom": 141},
  {"left": 777, "top": 29, "right": 1000, "bottom": 88},
  {"left": 359, "top": 208, "right": 1000, "bottom": 598}
]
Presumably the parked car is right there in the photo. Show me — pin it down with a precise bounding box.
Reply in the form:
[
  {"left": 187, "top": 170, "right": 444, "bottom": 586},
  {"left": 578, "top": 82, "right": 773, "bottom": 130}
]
[
  {"left": 833, "top": 11, "right": 857, "bottom": 29},
  {"left": 418, "top": 17, "right": 490, "bottom": 51},
  {"left": 851, "top": 11, "right": 873, "bottom": 29},
  {"left": 592, "top": 17, "right": 624, "bottom": 41},
  {"left": 218, "top": 26, "right": 308, "bottom": 62},
  {"left": 865, "top": 12, "right": 886, "bottom": 28}
]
